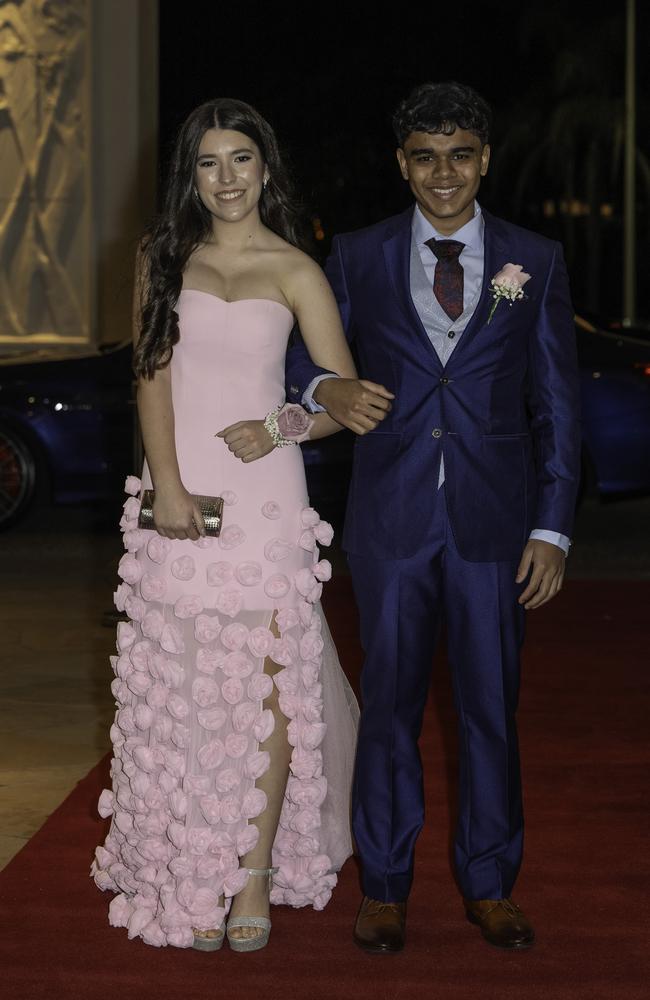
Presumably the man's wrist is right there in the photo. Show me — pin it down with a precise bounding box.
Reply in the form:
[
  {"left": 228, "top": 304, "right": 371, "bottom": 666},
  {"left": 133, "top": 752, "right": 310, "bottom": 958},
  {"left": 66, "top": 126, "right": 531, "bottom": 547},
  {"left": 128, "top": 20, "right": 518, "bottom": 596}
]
[
  {"left": 529, "top": 529, "right": 571, "bottom": 556},
  {"left": 304, "top": 373, "right": 339, "bottom": 413}
]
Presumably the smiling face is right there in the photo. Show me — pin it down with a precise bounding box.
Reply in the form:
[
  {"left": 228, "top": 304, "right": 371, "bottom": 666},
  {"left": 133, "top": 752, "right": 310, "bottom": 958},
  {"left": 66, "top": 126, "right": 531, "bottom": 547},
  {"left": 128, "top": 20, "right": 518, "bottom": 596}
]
[
  {"left": 194, "top": 127, "right": 269, "bottom": 223},
  {"left": 396, "top": 128, "right": 490, "bottom": 235}
]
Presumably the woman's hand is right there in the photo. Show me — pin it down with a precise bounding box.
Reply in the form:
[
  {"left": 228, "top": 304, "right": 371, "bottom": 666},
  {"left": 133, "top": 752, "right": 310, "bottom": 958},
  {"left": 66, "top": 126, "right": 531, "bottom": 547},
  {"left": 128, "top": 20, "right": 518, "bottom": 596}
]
[
  {"left": 216, "top": 420, "right": 275, "bottom": 462},
  {"left": 152, "top": 485, "right": 206, "bottom": 540}
]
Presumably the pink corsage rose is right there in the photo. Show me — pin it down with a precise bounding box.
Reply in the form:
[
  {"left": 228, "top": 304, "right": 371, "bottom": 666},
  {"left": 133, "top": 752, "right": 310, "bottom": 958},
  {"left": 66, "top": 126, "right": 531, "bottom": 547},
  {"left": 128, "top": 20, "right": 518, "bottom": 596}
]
[{"left": 487, "top": 263, "right": 531, "bottom": 324}]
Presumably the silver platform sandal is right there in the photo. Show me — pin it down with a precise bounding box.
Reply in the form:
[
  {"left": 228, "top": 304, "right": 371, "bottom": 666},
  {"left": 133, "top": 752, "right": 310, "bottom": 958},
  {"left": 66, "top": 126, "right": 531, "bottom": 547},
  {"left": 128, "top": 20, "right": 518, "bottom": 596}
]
[
  {"left": 227, "top": 866, "right": 279, "bottom": 953},
  {"left": 192, "top": 921, "right": 226, "bottom": 952}
]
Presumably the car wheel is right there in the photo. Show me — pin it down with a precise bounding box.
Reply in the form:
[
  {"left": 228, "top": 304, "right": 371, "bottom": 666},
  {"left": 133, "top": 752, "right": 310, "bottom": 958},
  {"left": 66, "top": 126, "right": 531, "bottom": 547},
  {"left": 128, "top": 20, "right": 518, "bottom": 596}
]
[{"left": 0, "top": 425, "right": 37, "bottom": 529}]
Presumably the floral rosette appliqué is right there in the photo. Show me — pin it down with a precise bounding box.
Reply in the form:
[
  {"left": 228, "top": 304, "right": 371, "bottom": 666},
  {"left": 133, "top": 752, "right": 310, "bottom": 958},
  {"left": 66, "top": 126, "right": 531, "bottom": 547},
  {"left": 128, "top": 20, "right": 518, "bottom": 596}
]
[
  {"left": 487, "top": 263, "right": 531, "bottom": 324},
  {"left": 92, "top": 476, "right": 340, "bottom": 946}
]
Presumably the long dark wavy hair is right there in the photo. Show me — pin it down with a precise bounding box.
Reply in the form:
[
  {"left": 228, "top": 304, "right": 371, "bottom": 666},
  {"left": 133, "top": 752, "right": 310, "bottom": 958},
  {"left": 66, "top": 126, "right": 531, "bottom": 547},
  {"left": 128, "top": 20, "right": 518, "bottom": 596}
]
[{"left": 133, "top": 98, "right": 309, "bottom": 379}]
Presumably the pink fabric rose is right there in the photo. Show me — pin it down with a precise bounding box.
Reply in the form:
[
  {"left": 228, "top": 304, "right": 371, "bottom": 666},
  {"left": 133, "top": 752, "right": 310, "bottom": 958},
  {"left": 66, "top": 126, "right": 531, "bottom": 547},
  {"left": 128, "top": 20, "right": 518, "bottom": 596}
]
[
  {"left": 97, "top": 789, "right": 114, "bottom": 818},
  {"left": 221, "top": 677, "right": 244, "bottom": 705},
  {"left": 298, "top": 530, "right": 316, "bottom": 552},
  {"left": 171, "top": 555, "right": 196, "bottom": 581},
  {"left": 124, "top": 475, "right": 141, "bottom": 496},
  {"left": 157, "top": 658, "right": 185, "bottom": 689},
  {"left": 199, "top": 794, "right": 222, "bottom": 826},
  {"left": 264, "top": 573, "right": 291, "bottom": 599},
  {"left": 152, "top": 715, "right": 172, "bottom": 746},
  {"left": 168, "top": 788, "right": 188, "bottom": 820},
  {"left": 123, "top": 496, "right": 141, "bottom": 522},
  {"left": 197, "top": 739, "right": 226, "bottom": 770},
  {"left": 261, "top": 500, "right": 282, "bottom": 519},
  {"left": 123, "top": 528, "right": 147, "bottom": 553},
  {"left": 235, "top": 561, "right": 263, "bottom": 586},
  {"left": 146, "top": 535, "right": 171, "bottom": 565},
  {"left": 124, "top": 595, "right": 146, "bottom": 622},
  {"left": 168, "top": 855, "right": 195, "bottom": 878},
  {"left": 271, "top": 634, "right": 299, "bottom": 667},
  {"left": 247, "top": 626, "right": 275, "bottom": 658},
  {"left": 195, "top": 854, "right": 221, "bottom": 880},
  {"left": 133, "top": 704, "right": 154, "bottom": 730},
  {"left": 174, "top": 594, "right": 203, "bottom": 620},
  {"left": 223, "top": 651, "right": 254, "bottom": 678},
  {"left": 264, "top": 538, "right": 294, "bottom": 562},
  {"left": 220, "top": 795, "right": 242, "bottom": 824},
  {"left": 113, "top": 582, "right": 132, "bottom": 612},
  {"left": 314, "top": 520, "right": 334, "bottom": 546},
  {"left": 247, "top": 673, "right": 274, "bottom": 701},
  {"left": 192, "top": 676, "right": 220, "bottom": 708},
  {"left": 194, "top": 614, "right": 222, "bottom": 644},
  {"left": 236, "top": 824, "right": 260, "bottom": 856},
  {"left": 187, "top": 828, "right": 213, "bottom": 856},
  {"left": 183, "top": 774, "right": 211, "bottom": 797},
  {"left": 160, "top": 624, "right": 184, "bottom": 654},
  {"left": 242, "top": 787, "right": 267, "bottom": 819},
  {"left": 117, "top": 621, "right": 137, "bottom": 651},
  {"left": 166, "top": 693, "right": 190, "bottom": 720},
  {"left": 301, "top": 507, "right": 320, "bottom": 528},
  {"left": 253, "top": 709, "right": 275, "bottom": 743},
  {"left": 218, "top": 524, "right": 246, "bottom": 550},
  {"left": 214, "top": 769, "right": 240, "bottom": 795},
  {"left": 140, "top": 573, "right": 166, "bottom": 602},
  {"left": 294, "top": 568, "right": 317, "bottom": 598},
  {"left": 197, "top": 706, "right": 227, "bottom": 731},
  {"left": 275, "top": 608, "right": 299, "bottom": 633},
  {"left": 244, "top": 750, "right": 271, "bottom": 780},
  {"left": 220, "top": 622, "right": 249, "bottom": 651},
  {"left": 298, "top": 600, "right": 314, "bottom": 628},
  {"left": 169, "top": 722, "right": 188, "bottom": 749},
  {"left": 232, "top": 700, "right": 257, "bottom": 733},
  {"left": 214, "top": 586, "right": 243, "bottom": 619},
  {"left": 129, "top": 639, "right": 152, "bottom": 671},
  {"left": 313, "top": 559, "right": 332, "bottom": 582},
  {"left": 300, "top": 630, "right": 324, "bottom": 662},
  {"left": 146, "top": 682, "right": 168, "bottom": 710},
  {"left": 141, "top": 609, "right": 165, "bottom": 640},
  {"left": 126, "top": 671, "right": 151, "bottom": 697},
  {"left": 223, "top": 868, "right": 249, "bottom": 898},
  {"left": 118, "top": 554, "right": 142, "bottom": 586},
  {"left": 225, "top": 732, "right": 249, "bottom": 758},
  {"left": 196, "top": 647, "right": 226, "bottom": 675},
  {"left": 206, "top": 561, "right": 234, "bottom": 587}
]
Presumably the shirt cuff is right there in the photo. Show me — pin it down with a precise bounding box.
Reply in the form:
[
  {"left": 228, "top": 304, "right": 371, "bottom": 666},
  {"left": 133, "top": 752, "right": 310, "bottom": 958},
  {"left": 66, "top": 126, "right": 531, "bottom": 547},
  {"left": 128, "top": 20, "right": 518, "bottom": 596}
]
[
  {"left": 529, "top": 529, "right": 571, "bottom": 556},
  {"left": 302, "top": 373, "right": 339, "bottom": 413}
]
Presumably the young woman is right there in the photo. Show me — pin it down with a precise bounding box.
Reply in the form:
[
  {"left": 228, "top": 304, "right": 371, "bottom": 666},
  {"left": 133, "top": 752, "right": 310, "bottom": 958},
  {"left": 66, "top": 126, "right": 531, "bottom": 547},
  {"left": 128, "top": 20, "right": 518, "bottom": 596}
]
[{"left": 91, "top": 98, "right": 359, "bottom": 953}]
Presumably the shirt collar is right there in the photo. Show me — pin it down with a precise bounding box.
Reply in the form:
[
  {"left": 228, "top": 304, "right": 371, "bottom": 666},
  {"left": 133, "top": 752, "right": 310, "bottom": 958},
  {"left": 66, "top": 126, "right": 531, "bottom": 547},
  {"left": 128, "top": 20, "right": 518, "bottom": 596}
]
[{"left": 412, "top": 201, "right": 484, "bottom": 251}]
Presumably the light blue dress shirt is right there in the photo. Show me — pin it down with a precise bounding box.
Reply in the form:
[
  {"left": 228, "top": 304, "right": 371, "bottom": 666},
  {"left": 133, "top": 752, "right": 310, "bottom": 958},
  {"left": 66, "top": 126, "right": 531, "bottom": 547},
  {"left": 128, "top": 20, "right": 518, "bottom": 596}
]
[{"left": 304, "top": 202, "right": 570, "bottom": 555}]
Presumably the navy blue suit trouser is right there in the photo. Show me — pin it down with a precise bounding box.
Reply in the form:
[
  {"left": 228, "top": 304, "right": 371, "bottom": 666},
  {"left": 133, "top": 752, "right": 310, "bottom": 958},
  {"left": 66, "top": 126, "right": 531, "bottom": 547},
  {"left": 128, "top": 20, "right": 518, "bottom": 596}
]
[{"left": 348, "top": 486, "right": 526, "bottom": 903}]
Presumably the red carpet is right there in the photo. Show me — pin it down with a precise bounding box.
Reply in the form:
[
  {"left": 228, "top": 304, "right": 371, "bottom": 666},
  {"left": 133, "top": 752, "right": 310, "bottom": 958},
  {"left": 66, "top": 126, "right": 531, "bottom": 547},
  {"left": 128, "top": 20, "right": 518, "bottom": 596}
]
[{"left": 1, "top": 580, "right": 648, "bottom": 1000}]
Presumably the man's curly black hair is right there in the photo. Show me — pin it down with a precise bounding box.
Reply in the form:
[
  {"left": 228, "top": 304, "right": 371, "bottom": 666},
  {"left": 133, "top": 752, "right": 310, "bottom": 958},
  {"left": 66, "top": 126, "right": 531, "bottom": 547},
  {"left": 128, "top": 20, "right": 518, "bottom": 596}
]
[{"left": 392, "top": 81, "right": 492, "bottom": 147}]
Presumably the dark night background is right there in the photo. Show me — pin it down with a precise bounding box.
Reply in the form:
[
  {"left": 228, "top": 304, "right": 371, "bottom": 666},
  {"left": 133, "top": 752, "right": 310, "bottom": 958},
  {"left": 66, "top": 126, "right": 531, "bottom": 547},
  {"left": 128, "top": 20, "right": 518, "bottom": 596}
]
[{"left": 159, "top": 0, "right": 650, "bottom": 323}]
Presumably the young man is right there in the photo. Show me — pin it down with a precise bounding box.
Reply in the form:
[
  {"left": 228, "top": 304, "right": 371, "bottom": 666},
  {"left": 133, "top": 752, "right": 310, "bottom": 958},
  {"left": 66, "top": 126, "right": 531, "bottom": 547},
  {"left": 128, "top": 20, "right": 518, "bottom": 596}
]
[{"left": 286, "top": 81, "right": 580, "bottom": 953}]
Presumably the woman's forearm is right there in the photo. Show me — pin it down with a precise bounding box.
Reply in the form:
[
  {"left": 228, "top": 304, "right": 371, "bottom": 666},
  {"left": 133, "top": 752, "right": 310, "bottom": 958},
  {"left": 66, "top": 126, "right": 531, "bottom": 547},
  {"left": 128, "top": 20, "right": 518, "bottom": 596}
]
[{"left": 137, "top": 373, "right": 184, "bottom": 492}]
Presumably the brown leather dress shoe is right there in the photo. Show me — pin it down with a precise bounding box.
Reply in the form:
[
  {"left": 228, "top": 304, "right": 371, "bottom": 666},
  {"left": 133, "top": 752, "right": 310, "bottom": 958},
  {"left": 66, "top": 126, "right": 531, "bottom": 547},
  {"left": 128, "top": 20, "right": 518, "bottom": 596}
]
[
  {"left": 353, "top": 896, "right": 407, "bottom": 954},
  {"left": 464, "top": 898, "right": 535, "bottom": 949}
]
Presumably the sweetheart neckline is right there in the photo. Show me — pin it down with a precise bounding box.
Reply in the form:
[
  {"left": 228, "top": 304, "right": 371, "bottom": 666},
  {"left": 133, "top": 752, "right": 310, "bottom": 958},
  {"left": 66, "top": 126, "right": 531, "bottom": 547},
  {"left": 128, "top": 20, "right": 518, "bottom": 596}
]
[{"left": 180, "top": 288, "right": 293, "bottom": 320}]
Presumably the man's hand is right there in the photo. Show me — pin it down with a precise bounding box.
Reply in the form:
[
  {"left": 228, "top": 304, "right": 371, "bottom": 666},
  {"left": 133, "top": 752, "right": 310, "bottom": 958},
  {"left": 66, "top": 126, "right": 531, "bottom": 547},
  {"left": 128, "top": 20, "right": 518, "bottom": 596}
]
[
  {"left": 313, "top": 377, "right": 395, "bottom": 434},
  {"left": 516, "top": 539, "right": 566, "bottom": 610}
]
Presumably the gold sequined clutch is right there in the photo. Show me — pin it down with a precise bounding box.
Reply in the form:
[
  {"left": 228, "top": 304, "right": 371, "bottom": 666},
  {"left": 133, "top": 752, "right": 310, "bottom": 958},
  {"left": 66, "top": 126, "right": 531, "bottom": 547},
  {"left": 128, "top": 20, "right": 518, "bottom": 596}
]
[{"left": 137, "top": 489, "right": 224, "bottom": 536}]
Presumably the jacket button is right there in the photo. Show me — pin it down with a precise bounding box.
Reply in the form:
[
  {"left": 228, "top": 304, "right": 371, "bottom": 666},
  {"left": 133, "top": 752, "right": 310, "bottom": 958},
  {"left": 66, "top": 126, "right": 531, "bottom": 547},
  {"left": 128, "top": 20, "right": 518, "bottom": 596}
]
[
  {"left": 448, "top": 330, "right": 456, "bottom": 338},
  {"left": 440, "top": 376, "right": 449, "bottom": 385},
  {"left": 432, "top": 428, "right": 442, "bottom": 439}
]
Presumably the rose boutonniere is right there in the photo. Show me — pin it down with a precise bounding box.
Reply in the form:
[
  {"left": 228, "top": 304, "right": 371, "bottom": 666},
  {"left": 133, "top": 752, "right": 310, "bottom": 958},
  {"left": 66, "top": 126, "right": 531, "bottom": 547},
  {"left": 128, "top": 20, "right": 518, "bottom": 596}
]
[{"left": 487, "top": 263, "right": 531, "bottom": 324}]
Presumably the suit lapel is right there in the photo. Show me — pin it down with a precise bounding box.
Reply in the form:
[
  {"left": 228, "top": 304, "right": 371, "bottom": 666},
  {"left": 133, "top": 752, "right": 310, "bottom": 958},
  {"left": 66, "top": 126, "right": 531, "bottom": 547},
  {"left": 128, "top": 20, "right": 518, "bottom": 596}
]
[{"left": 382, "top": 210, "right": 442, "bottom": 371}]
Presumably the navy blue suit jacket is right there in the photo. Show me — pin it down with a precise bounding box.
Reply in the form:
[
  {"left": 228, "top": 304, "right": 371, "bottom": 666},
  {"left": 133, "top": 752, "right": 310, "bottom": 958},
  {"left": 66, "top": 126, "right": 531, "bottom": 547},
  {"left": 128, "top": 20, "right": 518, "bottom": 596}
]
[{"left": 286, "top": 207, "right": 581, "bottom": 562}]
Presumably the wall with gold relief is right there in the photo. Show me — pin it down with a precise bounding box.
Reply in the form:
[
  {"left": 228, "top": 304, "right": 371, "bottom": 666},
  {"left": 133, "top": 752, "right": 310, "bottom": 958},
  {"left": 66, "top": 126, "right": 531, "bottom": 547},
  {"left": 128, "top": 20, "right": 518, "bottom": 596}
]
[{"left": 0, "top": 0, "right": 158, "bottom": 356}]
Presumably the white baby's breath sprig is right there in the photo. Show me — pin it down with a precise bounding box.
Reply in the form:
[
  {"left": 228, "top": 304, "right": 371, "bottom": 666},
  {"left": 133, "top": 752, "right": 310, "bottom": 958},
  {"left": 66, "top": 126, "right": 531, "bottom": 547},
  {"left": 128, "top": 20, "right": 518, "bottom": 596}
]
[{"left": 487, "top": 263, "right": 532, "bottom": 324}]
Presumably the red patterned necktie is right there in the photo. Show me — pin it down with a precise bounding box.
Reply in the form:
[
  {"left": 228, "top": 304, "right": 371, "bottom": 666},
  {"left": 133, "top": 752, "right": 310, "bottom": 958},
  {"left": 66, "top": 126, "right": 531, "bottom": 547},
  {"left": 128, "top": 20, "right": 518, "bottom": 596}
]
[{"left": 425, "top": 238, "right": 465, "bottom": 321}]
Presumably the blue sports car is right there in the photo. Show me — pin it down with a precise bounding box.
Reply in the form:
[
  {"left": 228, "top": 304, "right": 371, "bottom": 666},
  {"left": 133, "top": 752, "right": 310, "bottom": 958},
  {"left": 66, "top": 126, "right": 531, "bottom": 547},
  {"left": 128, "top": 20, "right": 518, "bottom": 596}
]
[{"left": 1, "top": 318, "right": 649, "bottom": 530}]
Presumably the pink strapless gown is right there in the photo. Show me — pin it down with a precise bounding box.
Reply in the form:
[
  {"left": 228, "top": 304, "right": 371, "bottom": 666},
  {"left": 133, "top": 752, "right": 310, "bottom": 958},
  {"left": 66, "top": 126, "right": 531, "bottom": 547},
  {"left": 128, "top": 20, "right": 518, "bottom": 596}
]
[{"left": 91, "top": 291, "right": 359, "bottom": 949}]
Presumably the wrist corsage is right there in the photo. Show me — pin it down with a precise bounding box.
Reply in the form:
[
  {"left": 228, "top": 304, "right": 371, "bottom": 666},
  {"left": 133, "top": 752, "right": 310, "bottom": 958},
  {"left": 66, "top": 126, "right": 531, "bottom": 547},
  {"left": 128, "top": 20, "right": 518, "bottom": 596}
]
[{"left": 264, "top": 402, "right": 314, "bottom": 448}]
